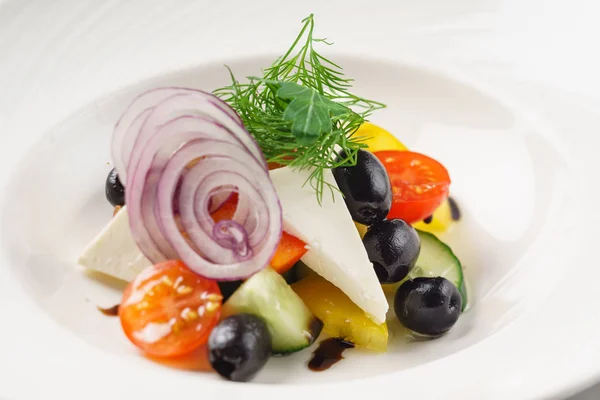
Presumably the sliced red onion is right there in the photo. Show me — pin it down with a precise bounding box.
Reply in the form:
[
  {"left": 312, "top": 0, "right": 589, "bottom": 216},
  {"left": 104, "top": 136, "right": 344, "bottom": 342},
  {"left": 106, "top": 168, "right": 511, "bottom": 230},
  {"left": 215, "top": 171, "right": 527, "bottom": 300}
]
[
  {"left": 114, "top": 88, "right": 282, "bottom": 280},
  {"left": 113, "top": 88, "right": 193, "bottom": 183},
  {"left": 113, "top": 87, "right": 265, "bottom": 184},
  {"left": 126, "top": 117, "right": 250, "bottom": 262},
  {"left": 213, "top": 220, "right": 251, "bottom": 260}
]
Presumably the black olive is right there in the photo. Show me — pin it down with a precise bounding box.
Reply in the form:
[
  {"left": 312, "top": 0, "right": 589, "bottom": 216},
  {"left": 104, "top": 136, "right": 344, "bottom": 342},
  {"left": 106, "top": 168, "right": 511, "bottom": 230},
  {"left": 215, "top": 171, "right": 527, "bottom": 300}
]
[
  {"left": 363, "top": 219, "right": 420, "bottom": 283},
  {"left": 208, "top": 313, "right": 271, "bottom": 382},
  {"left": 394, "top": 277, "right": 462, "bottom": 337},
  {"left": 332, "top": 149, "right": 391, "bottom": 225},
  {"left": 105, "top": 168, "right": 125, "bottom": 207}
]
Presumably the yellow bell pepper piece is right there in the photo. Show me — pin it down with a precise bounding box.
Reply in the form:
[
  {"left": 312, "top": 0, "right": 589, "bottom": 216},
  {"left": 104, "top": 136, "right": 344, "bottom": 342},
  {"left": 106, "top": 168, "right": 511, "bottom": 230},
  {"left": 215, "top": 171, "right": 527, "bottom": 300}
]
[
  {"left": 356, "top": 122, "right": 408, "bottom": 153},
  {"left": 292, "top": 275, "right": 388, "bottom": 351},
  {"left": 354, "top": 221, "right": 368, "bottom": 239},
  {"left": 412, "top": 198, "right": 454, "bottom": 234}
]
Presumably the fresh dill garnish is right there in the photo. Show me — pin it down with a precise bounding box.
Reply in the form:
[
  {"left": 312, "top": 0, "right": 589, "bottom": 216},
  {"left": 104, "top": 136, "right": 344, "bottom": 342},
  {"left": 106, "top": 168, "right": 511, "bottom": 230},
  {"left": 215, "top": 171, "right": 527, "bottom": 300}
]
[{"left": 213, "top": 13, "right": 385, "bottom": 202}]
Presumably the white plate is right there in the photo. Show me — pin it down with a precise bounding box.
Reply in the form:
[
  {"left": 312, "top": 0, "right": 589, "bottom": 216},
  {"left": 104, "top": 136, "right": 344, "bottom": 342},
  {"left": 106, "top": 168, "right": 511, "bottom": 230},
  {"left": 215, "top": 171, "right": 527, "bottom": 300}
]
[{"left": 1, "top": 1, "right": 600, "bottom": 399}]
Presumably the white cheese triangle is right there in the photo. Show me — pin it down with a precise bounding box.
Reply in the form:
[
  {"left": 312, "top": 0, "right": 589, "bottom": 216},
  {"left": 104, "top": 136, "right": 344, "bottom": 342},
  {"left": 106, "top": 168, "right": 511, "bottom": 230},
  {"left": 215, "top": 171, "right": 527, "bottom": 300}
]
[
  {"left": 269, "top": 167, "right": 388, "bottom": 323},
  {"left": 78, "top": 205, "right": 152, "bottom": 282}
]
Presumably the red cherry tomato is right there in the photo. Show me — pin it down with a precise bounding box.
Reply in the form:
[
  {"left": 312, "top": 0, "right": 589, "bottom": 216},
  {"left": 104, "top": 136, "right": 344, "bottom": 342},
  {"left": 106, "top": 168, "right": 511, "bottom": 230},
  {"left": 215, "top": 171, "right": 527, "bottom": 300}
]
[
  {"left": 119, "top": 260, "right": 222, "bottom": 358},
  {"left": 373, "top": 151, "right": 451, "bottom": 223}
]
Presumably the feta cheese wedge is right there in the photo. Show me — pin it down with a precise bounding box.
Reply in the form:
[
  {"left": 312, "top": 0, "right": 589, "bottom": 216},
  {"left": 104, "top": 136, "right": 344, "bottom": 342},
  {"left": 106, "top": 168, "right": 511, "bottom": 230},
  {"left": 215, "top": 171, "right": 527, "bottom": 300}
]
[
  {"left": 269, "top": 167, "right": 388, "bottom": 323},
  {"left": 78, "top": 205, "right": 151, "bottom": 282}
]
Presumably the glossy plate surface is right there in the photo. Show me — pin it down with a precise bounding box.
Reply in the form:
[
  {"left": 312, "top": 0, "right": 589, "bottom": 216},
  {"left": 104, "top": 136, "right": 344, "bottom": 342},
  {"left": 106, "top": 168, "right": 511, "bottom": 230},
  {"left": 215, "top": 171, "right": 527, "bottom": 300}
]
[{"left": 1, "top": 1, "right": 599, "bottom": 399}]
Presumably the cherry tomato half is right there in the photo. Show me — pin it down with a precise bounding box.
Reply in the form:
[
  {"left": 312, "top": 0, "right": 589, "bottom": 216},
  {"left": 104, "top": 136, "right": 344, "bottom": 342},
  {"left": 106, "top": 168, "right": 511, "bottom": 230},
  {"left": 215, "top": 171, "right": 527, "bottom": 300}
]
[
  {"left": 373, "top": 151, "right": 451, "bottom": 223},
  {"left": 119, "top": 260, "right": 222, "bottom": 358}
]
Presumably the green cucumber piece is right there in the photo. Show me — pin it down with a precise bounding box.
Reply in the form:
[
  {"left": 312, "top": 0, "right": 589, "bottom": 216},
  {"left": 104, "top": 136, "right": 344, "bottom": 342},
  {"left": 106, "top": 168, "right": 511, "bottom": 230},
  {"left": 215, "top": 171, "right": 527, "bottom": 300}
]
[
  {"left": 221, "top": 267, "right": 323, "bottom": 354},
  {"left": 408, "top": 230, "right": 468, "bottom": 311}
]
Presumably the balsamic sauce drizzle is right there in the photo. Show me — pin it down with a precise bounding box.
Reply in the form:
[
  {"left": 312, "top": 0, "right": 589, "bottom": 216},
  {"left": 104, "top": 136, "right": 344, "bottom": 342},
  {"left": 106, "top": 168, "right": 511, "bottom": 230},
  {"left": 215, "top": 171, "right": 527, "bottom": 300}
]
[
  {"left": 97, "top": 304, "right": 120, "bottom": 316},
  {"left": 308, "top": 338, "right": 355, "bottom": 371}
]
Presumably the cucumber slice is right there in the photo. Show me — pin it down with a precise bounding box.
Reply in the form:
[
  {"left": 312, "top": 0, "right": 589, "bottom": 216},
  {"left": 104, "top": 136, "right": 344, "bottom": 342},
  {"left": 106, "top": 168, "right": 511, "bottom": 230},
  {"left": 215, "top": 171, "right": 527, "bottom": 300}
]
[
  {"left": 408, "top": 230, "right": 468, "bottom": 310},
  {"left": 221, "top": 267, "right": 323, "bottom": 354}
]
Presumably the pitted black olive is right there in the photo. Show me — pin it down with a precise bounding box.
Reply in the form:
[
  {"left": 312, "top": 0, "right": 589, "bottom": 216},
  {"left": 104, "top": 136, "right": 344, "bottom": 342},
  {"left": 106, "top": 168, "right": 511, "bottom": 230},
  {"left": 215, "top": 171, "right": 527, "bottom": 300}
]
[{"left": 332, "top": 149, "right": 392, "bottom": 226}]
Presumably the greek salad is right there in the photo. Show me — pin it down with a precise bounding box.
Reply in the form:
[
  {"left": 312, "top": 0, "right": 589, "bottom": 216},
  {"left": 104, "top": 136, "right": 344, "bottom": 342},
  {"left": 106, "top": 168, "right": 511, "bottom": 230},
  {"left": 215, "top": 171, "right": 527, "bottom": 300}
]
[{"left": 79, "top": 14, "right": 467, "bottom": 382}]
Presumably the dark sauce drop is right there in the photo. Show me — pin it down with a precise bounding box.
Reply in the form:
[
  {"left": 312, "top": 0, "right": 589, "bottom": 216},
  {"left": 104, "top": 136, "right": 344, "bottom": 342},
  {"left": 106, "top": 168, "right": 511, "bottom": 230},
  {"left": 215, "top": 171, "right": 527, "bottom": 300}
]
[
  {"left": 98, "top": 304, "right": 120, "bottom": 316},
  {"left": 448, "top": 197, "right": 461, "bottom": 221},
  {"left": 308, "top": 338, "right": 354, "bottom": 372},
  {"left": 423, "top": 215, "right": 433, "bottom": 224}
]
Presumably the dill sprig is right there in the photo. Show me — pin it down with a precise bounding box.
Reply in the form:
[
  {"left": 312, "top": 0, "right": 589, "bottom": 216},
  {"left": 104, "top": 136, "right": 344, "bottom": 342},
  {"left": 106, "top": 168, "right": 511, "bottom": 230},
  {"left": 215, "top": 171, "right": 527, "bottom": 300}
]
[{"left": 214, "top": 14, "right": 385, "bottom": 201}]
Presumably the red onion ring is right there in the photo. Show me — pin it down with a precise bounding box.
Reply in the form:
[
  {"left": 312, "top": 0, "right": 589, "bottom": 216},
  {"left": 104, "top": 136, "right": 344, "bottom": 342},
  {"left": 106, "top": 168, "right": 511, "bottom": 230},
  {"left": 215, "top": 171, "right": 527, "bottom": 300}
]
[
  {"left": 113, "top": 88, "right": 282, "bottom": 280},
  {"left": 113, "top": 87, "right": 265, "bottom": 183}
]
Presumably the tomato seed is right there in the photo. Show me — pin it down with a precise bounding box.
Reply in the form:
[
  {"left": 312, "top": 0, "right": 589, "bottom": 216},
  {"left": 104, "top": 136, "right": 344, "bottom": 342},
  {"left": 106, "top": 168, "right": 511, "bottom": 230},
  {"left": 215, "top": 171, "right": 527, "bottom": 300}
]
[{"left": 176, "top": 285, "right": 193, "bottom": 295}]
